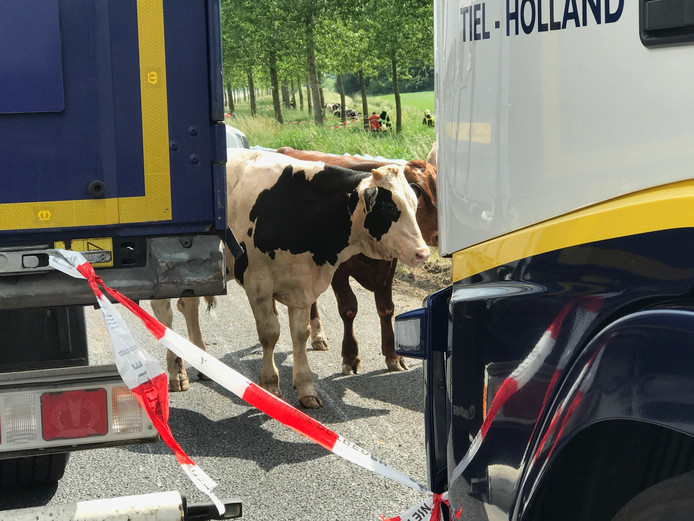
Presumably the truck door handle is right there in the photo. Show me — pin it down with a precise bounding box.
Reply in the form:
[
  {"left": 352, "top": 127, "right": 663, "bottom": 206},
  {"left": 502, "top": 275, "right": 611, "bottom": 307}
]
[{"left": 641, "top": 0, "right": 694, "bottom": 46}]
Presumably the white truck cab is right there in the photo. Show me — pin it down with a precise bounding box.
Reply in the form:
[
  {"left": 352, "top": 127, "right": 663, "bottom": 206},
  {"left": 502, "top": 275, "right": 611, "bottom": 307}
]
[{"left": 396, "top": 2, "right": 694, "bottom": 519}]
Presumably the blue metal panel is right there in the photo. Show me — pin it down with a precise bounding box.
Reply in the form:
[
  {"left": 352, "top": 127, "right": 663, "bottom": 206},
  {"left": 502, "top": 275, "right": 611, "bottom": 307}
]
[
  {"left": 516, "top": 308, "right": 694, "bottom": 518},
  {"left": 1, "top": 0, "right": 144, "bottom": 204},
  {"left": 0, "top": 0, "right": 225, "bottom": 240},
  {"left": 0, "top": 0, "right": 65, "bottom": 114},
  {"left": 435, "top": 227, "right": 694, "bottom": 518},
  {"left": 163, "top": 0, "right": 218, "bottom": 228},
  {"left": 207, "top": 0, "right": 225, "bottom": 123},
  {"left": 423, "top": 287, "right": 452, "bottom": 494},
  {"left": 213, "top": 162, "right": 227, "bottom": 230}
]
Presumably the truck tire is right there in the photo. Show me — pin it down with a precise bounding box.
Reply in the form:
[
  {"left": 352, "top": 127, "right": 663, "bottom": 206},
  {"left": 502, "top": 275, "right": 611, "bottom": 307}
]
[
  {"left": 0, "top": 453, "right": 69, "bottom": 488},
  {"left": 612, "top": 471, "right": 694, "bottom": 521}
]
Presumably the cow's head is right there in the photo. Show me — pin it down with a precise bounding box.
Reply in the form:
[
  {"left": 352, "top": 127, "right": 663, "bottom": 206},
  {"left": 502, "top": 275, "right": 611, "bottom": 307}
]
[
  {"left": 355, "top": 165, "right": 430, "bottom": 267},
  {"left": 403, "top": 160, "right": 438, "bottom": 247}
]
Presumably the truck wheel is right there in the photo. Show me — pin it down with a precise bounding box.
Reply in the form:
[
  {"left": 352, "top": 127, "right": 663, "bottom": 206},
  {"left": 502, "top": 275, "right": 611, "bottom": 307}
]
[
  {"left": 0, "top": 453, "right": 69, "bottom": 488},
  {"left": 612, "top": 471, "right": 694, "bottom": 521}
]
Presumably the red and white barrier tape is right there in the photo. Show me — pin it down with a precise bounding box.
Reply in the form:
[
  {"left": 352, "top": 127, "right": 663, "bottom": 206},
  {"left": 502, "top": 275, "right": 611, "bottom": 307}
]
[
  {"left": 380, "top": 491, "right": 449, "bottom": 521},
  {"left": 532, "top": 346, "right": 603, "bottom": 463},
  {"left": 49, "top": 250, "right": 442, "bottom": 520},
  {"left": 49, "top": 251, "right": 225, "bottom": 514},
  {"left": 447, "top": 297, "right": 602, "bottom": 500}
]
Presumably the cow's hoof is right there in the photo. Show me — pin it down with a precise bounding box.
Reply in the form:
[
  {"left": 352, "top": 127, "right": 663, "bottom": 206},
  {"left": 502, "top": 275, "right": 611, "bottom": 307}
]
[
  {"left": 311, "top": 335, "right": 329, "bottom": 351},
  {"left": 342, "top": 359, "right": 362, "bottom": 375},
  {"left": 169, "top": 376, "right": 190, "bottom": 392},
  {"left": 197, "top": 371, "right": 211, "bottom": 381},
  {"left": 386, "top": 357, "right": 409, "bottom": 372},
  {"left": 299, "top": 395, "right": 322, "bottom": 408},
  {"left": 261, "top": 383, "right": 282, "bottom": 398}
]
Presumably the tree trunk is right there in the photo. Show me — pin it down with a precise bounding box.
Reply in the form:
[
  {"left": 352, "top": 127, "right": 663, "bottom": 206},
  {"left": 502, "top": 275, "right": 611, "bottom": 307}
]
[
  {"left": 247, "top": 69, "right": 257, "bottom": 117},
  {"left": 392, "top": 54, "right": 402, "bottom": 133},
  {"left": 290, "top": 78, "right": 297, "bottom": 109},
  {"left": 336, "top": 74, "right": 346, "bottom": 124},
  {"left": 225, "top": 82, "right": 234, "bottom": 117},
  {"left": 305, "top": 17, "right": 323, "bottom": 125},
  {"left": 359, "top": 69, "right": 369, "bottom": 131},
  {"left": 269, "top": 51, "right": 283, "bottom": 124},
  {"left": 306, "top": 77, "right": 312, "bottom": 115},
  {"left": 297, "top": 76, "right": 304, "bottom": 111},
  {"left": 281, "top": 81, "right": 290, "bottom": 108},
  {"left": 319, "top": 83, "right": 325, "bottom": 111}
]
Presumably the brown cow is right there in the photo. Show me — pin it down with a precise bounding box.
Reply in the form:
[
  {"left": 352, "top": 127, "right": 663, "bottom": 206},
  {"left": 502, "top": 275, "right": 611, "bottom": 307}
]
[
  {"left": 152, "top": 149, "right": 430, "bottom": 407},
  {"left": 276, "top": 147, "right": 438, "bottom": 375},
  {"left": 427, "top": 141, "right": 437, "bottom": 169}
]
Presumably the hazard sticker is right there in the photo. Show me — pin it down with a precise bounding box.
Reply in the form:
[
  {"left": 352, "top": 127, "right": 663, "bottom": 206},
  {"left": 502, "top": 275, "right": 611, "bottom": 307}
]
[{"left": 54, "top": 238, "right": 113, "bottom": 268}]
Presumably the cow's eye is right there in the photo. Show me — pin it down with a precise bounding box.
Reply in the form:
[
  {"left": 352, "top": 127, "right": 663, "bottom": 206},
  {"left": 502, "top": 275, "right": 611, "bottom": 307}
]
[{"left": 409, "top": 183, "right": 422, "bottom": 198}]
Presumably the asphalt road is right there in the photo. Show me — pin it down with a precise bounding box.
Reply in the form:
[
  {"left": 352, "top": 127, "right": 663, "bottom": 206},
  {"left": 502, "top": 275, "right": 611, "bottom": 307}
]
[{"left": 0, "top": 279, "right": 430, "bottom": 521}]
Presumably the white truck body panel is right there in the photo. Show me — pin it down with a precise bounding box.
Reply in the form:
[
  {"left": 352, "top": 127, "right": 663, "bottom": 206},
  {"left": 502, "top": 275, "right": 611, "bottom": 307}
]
[{"left": 435, "top": 0, "right": 694, "bottom": 256}]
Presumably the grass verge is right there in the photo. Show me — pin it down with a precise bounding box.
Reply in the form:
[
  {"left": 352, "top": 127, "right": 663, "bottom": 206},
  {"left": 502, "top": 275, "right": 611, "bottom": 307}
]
[{"left": 226, "top": 91, "right": 436, "bottom": 161}]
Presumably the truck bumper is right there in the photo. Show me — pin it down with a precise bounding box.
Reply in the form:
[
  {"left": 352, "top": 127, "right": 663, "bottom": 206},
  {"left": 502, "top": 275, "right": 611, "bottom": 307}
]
[{"left": 0, "top": 235, "right": 225, "bottom": 310}]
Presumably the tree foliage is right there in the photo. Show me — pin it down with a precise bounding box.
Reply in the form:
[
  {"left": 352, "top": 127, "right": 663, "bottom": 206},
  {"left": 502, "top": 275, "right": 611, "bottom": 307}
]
[{"left": 220, "top": 0, "right": 433, "bottom": 131}]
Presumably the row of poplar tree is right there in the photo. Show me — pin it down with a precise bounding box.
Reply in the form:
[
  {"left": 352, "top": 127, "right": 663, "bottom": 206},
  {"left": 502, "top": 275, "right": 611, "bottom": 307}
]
[{"left": 221, "top": 0, "right": 434, "bottom": 133}]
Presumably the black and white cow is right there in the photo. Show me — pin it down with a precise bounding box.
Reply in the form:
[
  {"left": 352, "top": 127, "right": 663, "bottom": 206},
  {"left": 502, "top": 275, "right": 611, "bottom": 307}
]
[
  {"left": 276, "top": 146, "right": 438, "bottom": 375},
  {"left": 152, "top": 149, "right": 429, "bottom": 408}
]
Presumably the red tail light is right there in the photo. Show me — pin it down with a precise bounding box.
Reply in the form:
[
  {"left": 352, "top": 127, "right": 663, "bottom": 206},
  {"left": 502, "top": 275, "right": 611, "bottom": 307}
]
[
  {"left": 0, "top": 365, "right": 157, "bottom": 457},
  {"left": 41, "top": 389, "right": 109, "bottom": 441}
]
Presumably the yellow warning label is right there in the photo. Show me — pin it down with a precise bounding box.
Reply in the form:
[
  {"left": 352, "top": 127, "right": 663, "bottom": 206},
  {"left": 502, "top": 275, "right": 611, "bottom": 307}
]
[{"left": 54, "top": 238, "right": 114, "bottom": 268}]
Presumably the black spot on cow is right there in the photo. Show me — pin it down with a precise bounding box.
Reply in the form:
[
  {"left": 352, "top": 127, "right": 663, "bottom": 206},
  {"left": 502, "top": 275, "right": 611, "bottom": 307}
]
[
  {"left": 234, "top": 241, "right": 248, "bottom": 284},
  {"left": 348, "top": 190, "right": 359, "bottom": 214},
  {"left": 363, "top": 187, "right": 400, "bottom": 240},
  {"left": 247, "top": 228, "right": 253, "bottom": 237},
  {"left": 249, "top": 165, "right": 368, "bottom": 266}
]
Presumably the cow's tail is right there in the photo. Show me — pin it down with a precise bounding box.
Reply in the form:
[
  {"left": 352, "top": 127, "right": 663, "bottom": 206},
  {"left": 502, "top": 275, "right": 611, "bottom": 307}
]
[{"left": 204, "top": 295, "right": 217, "bottom": 312}]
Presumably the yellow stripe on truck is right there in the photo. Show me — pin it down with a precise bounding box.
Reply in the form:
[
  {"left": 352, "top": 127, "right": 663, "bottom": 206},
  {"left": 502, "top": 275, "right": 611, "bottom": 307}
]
[
  {"left": 125, "top": 0, "right": 171, "bottom": 223},
  {"left": 452, "top": 179, "right": 694, "bottom": 282}
]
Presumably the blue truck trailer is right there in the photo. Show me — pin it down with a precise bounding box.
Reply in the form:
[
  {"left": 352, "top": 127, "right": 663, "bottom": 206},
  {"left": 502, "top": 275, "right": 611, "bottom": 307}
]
[
  {"left": 395, "top": 1, "right": 694, "bottom": 519},
  {"left": 0, "top": 0, "right": 229, "bottom": 500}
]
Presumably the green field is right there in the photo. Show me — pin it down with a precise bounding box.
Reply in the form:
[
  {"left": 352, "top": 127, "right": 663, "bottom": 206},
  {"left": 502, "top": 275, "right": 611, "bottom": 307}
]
[
  {"left": 225, "top": 90, "right": 436, "bottom": 161},
  {"left": 377, "top": 91, "right": 435, "bottom": 112}
]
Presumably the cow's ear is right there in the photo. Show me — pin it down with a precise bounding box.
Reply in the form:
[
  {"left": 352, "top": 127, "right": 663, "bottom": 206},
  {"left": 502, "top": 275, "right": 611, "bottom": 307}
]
[
  {"left": 371, "top": 164, "right": 398, "bottom": 180},
  {"left": 371, "top": 166, "right": 386, "bottom": 180},
  {"left": 363, "top": 186, "right": 378, "bottom": 213}
]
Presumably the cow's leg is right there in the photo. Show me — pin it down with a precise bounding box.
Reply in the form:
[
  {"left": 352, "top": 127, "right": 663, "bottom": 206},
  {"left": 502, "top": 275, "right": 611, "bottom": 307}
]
[
  {"left": 287, "top": 306, "right": 322, "bottom": 408},
  {"left": 177, "top": 297, "right": 210, "bottom": 380},
  {"left": 150, "top": 299, "right": 190, "bottom": 392},
  {"left": 374, "top": 283, "right": 408, "bottom": 371},
  {"left": 331, "top": 267, "right": 361, "bottom": 375},
  {"left": 309, "top": 302, "right": 329, "bottom": 351},
  {"left": 248, "top": 292, "right": 282, "bottom": 398}
]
